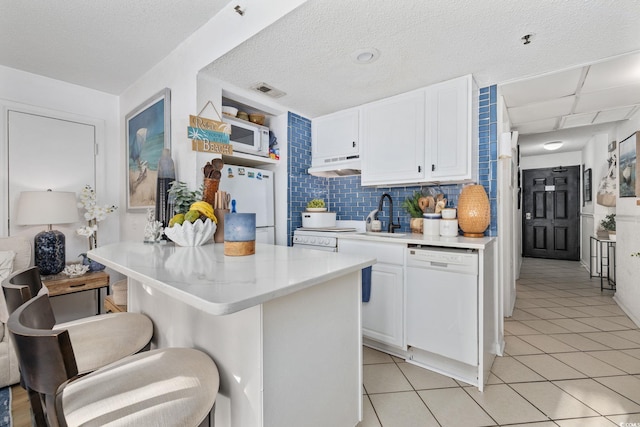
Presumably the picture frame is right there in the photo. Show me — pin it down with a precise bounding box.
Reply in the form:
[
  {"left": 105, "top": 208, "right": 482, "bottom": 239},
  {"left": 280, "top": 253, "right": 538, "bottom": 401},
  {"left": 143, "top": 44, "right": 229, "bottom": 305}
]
[
  {"left": 619, "top": 131, "right": 639, "bottom": 198},
  {"left": 125, "top": 88, "right": 171, "bottom": 211},
  {"left": 583, "top": 167, "right": 592, "bottom": 203}
]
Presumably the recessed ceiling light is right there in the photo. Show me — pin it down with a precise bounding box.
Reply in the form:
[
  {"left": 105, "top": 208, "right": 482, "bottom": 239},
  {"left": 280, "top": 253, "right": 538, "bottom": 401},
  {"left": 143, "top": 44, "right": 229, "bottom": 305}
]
[
  {"left": 543, "top": 141, "right": 563, "bottom": 151},
  {"left": 352, "top": 48, "right": 380, "bottom": 64}
]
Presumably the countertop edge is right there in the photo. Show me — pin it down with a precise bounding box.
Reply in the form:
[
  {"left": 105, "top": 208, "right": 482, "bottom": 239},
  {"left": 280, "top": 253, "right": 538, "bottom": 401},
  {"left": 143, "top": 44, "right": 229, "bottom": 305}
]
[
  {"left": 336, "top": 232, "right": 495, "bottom": 249},
  {"left": 89, "top": 246, "right": 375, "bottom": 316}
]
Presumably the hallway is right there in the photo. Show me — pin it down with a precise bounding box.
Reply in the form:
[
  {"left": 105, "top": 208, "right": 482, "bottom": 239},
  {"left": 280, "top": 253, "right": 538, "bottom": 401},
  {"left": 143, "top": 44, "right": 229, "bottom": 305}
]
[{"left": 359, "top": 257, "right": 640, "bottom": 426}]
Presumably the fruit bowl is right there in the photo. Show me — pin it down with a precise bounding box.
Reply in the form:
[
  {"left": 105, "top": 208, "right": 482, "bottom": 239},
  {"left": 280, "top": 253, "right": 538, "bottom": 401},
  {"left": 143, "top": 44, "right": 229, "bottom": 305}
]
[{"left": 164, "top": 218, "right": 216, "bottom": 246}]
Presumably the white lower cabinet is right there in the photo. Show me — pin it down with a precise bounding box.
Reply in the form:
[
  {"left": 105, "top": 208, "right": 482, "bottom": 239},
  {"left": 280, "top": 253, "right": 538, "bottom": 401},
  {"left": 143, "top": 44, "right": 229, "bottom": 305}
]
[
  {"left": 338, "top": 239, "right": 404, "bottom": 348},
  {"left": 363, "top": 263, "right": 404, "bottom": 347}
]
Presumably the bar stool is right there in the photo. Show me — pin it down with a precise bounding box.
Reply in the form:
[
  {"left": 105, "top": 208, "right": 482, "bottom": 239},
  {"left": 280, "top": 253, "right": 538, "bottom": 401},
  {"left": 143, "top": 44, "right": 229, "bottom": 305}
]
[
  {"left": 3, "top": 267, "right": 154, "bottom": 426},
  {"left": 3, "top": 267, "right": 153, "bottom": 374},
  {"left": 8, "top": 293, "right": 219, "bottom": 426}
]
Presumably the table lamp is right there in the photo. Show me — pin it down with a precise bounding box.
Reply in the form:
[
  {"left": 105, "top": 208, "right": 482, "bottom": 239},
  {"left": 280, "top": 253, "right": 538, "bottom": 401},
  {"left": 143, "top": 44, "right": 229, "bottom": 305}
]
[{"left": 16, "top": 190, "right": 79, "bottom": 275}]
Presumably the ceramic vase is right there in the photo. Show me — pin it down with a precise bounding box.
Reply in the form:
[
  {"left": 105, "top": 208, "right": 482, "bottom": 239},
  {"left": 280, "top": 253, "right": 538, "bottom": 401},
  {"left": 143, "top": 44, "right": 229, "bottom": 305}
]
[
  {"left": 457, "top": 184, "right": 490, "bottom": 238},
  {"left": 79, "top": 253, "right": 106, "bottom": 271}
]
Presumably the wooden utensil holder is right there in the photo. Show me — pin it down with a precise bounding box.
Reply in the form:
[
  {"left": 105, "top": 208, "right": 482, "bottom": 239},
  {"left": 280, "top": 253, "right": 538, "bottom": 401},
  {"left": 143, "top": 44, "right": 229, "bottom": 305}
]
[
  {"left": 203, "top": 178, "right": 219, "bottom": 206},
  {"left": 213, "top": 209, "right": 230, "bottom": 243}
]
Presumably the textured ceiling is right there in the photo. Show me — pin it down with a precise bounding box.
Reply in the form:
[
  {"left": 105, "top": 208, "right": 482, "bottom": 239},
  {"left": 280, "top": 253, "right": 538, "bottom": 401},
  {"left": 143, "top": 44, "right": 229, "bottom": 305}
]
[
  {"left": 0, "top": 0, "right": 228, "bottom": 94},
  {"left": 2, "top": 0, "right": 640, "bottom": 155},
  {"left": 203, "top": 0, "right": 640, "bottom": 119}
]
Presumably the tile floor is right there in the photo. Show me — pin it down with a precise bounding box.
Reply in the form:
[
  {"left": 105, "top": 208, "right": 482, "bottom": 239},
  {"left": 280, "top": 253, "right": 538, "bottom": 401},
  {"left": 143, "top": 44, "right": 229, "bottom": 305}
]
[{"left": 358, "top": 257, "right": 640, "bottom": 426}]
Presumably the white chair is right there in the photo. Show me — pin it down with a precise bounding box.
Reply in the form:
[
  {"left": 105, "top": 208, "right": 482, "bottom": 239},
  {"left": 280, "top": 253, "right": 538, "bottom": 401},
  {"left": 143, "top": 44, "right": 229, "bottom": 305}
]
[{"left": 8, "top": 293, "right": 220, "bottom": 426}]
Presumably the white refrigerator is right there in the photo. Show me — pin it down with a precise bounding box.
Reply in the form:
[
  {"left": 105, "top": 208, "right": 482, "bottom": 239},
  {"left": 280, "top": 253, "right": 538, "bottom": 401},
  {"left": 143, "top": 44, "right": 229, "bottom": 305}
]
[{"left": 218, "top": 165, "right": 275, "bottom": 244}]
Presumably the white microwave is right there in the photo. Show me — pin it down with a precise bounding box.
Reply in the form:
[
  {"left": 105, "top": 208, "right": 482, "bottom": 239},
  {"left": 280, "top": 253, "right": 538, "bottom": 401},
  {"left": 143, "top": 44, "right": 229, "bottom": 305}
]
[{"left": 222, "top": 116, "right": 270, "bottom": 157}]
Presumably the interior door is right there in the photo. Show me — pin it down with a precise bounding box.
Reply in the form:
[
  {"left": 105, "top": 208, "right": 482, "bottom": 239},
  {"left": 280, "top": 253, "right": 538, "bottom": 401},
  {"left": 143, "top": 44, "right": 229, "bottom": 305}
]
[
  {"left": 8, "top": 110, "right": 95, "bottom": 257},
  {"left": 522, "top": 166, "right": 580, "bottom": 261}
]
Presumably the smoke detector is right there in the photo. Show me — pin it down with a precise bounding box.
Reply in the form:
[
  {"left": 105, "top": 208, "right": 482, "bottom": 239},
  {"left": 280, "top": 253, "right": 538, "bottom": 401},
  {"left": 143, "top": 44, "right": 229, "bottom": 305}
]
[{"left": 250, "top": 82, "right": 286, "bottom": 98}]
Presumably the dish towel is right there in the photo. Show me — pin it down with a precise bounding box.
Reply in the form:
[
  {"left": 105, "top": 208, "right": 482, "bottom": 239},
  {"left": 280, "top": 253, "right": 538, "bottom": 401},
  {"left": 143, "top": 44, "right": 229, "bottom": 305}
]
[{"left": 362, "top": 267, "right": 372, "bottom": 303}]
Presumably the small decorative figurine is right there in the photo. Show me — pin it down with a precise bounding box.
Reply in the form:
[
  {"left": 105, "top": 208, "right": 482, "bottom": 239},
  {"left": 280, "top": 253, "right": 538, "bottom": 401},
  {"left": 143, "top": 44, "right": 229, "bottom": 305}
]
[{"left": 144, "top": 208, "right": 164, "bottom": 243}]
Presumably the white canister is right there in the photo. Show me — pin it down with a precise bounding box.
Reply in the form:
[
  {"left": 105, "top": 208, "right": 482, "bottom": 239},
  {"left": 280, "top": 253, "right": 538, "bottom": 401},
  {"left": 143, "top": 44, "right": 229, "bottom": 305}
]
[
  {"left": 423, "top": 213, "right": 441, "bottom": 236},
  {"left": 441, "top": 208, "right": 457, "bottom": 219},
  {"left": 440, "top": 218, "right": 459, "bottom": 237}
]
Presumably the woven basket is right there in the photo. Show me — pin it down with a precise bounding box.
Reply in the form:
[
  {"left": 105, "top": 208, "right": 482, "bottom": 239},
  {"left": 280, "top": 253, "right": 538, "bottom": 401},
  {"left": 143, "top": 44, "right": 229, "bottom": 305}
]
[
  {"left": 203, "top": 178, "right": 219, "bottom": 206},
  {"left": 457, "top": 184, "right": 490, "bottom": 238}
]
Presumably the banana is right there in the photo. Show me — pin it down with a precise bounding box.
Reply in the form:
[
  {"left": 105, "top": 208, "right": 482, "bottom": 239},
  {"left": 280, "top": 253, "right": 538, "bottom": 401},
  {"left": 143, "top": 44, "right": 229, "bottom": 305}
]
[{"left": 190, "top": 201, "right": 217, "bottom": 223}]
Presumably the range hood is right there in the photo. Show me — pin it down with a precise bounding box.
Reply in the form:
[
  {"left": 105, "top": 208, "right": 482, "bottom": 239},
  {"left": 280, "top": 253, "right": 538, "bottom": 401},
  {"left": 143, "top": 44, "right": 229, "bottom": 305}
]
[{"left": 308, "top": 157, "right": 361, "bottom": 177}]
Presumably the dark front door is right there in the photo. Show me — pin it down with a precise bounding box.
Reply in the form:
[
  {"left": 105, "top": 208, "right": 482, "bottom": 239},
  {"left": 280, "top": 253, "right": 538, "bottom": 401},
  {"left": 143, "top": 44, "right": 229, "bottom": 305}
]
[{"left": 522, "top": 166, "right": 580, "bottom": 261}]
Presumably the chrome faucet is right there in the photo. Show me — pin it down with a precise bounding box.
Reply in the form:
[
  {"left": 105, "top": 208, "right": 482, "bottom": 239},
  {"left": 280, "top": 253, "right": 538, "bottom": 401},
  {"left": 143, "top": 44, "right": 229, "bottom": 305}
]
[{"left": 378, "top": 193, "right": 401, "bottom": 233}]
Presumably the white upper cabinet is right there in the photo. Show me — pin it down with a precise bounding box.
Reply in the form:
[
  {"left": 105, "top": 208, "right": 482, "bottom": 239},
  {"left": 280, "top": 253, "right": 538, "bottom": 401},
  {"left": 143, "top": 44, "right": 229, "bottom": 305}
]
[
  {"left": 361, "top": 90, "right": 426, "bottom": 186},
  {"left": 310, "top": 75, "right": 477, "bottom": 186},
  {"left": 425, "top": 75, "right": 477, "bottom": 182},
  {"left": 311, "top": 108, "right": 359, "bottom": 165}
]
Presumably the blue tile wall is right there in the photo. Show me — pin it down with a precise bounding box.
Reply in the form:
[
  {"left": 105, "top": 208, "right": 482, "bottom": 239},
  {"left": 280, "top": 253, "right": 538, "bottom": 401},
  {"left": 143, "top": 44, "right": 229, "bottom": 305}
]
[
  {"left": 479, "top": 85, "right": 498, "bottom": 236},
  {"left": 287, "top": 84, "right": 500, "bottom": 242},
  {"left": 287, "top": 112, "right": 328, "bottom": 244},
  {"left": 327, "top": 177, "right": 463, "bottom": 233}
]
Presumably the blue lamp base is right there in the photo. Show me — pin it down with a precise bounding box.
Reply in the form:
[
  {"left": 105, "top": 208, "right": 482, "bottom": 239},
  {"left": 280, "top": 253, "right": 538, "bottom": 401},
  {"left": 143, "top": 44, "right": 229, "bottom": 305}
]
[{"left": 34, "top": 229, "right": 66, "bottom": 275}]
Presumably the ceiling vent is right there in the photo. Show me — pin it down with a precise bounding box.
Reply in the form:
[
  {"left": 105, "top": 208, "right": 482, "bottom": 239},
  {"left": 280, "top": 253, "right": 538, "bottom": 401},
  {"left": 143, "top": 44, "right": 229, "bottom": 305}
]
[{"left": 250, "top": 82, "right": 286, "bottom": 98}]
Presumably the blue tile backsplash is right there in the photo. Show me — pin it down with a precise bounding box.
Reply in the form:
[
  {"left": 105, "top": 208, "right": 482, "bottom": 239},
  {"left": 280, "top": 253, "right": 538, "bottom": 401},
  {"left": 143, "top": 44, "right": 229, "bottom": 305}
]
[
  {"left": 479, "top": 85, "right": 498, "bottom": 236},
  {"left": 287, "top": 84, "right": 499, "bottom": 244}
]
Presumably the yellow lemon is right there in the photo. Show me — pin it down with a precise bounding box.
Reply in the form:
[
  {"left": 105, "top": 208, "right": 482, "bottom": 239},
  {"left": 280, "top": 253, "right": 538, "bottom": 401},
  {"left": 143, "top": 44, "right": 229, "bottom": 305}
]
[{"left": 168, "top": 213, "right": 185, "bottom": 227}]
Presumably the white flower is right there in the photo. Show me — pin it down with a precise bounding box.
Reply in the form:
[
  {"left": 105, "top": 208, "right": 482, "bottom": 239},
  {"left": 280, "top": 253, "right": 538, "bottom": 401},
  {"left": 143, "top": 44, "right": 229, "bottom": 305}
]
[
  {"left": 75, "top": 185, "right": 117, "bottom": 250},
  {"left": 77, "top": 226, "right": 95, "bottom": 237}
]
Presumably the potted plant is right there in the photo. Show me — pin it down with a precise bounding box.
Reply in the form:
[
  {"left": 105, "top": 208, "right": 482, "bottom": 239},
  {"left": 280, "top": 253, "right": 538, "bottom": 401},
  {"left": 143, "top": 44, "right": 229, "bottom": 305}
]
[
  {"left": 402, "top": 191, "right": 425, "bottom": 233},
  {"left": 600, "top": 213, "right": 616, "bottom": 240}
]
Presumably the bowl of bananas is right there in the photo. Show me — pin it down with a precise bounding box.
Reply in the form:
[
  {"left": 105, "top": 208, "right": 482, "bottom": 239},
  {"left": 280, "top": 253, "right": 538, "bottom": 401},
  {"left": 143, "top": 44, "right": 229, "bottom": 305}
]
[{"left": 165, "top": 201, "right": 217, "bottom": 246}]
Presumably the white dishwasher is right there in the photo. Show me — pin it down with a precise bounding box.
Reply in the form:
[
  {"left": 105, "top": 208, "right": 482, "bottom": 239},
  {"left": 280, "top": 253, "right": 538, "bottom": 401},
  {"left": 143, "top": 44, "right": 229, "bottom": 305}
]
[{"left": 406, "top": 245, "right": 479, "bottom": 366}]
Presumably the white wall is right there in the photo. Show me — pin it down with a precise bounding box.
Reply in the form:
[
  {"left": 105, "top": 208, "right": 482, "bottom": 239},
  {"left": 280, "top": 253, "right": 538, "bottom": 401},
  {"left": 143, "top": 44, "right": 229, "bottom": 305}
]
[
  {"left": 580, "top": 133, "right": 614, "bottom": 271},
  {"left": 118, "top": 0, "right": 306, "bottom": 242},
  {"left": 612, "top": 111, "right": 640, "bottom": 326},
  {"left": 520, "top": 151, "right": 582, "bottom": 170}
]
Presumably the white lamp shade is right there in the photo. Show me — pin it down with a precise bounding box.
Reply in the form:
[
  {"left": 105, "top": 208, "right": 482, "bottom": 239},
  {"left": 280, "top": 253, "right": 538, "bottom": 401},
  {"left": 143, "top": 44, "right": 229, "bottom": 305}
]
[{"left": 16, "top": 191, "right": 79, "bottom": 225}]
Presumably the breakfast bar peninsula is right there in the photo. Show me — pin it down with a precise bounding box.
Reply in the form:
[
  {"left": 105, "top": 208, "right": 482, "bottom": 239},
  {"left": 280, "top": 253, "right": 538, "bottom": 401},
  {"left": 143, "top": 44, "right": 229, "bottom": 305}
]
[{"left": 88, "top": 242, "right": 374, "bottom": 427}]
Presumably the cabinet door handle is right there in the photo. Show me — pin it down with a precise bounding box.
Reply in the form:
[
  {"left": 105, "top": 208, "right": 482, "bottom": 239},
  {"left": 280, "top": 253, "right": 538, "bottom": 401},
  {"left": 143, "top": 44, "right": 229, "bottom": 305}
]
[
  {"left": 418, "top": 165, "right": 422, "bottom": 173},
  {"left": 432, "top": 164, "right": 436, "bottom": 172},
  {"left": 352, "top": 141, "right": 356, "bottom": 148}
]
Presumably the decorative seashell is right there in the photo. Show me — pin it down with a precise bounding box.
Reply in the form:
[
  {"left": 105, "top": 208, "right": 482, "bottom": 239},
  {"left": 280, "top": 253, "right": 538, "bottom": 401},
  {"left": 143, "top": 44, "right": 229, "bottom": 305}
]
[{"left": 63, "top": 263, "right": 90, "bottom": 277}]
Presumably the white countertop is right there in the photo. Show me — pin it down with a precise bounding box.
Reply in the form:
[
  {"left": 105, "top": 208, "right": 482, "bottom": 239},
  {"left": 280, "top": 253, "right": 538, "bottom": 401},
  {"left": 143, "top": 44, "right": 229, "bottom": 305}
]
[
  {"left": 89, "top": 242, "right": 375, "bottom": 316},
  {"left": 337, "top": 232, "right": 494, "bottom": 249}
]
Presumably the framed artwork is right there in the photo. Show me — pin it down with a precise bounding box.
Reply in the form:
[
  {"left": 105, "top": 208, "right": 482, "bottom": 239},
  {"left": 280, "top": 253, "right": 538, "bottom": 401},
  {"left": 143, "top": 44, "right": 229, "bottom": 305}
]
[
  {"left": 125, "top": 88, "right": 171, "bottom": 211},
  {"left": 619, "top": 131, "right": 639, "bottom": 198},
  {"left": 583, "top": 167, "right": 592, "bottom": 203}
]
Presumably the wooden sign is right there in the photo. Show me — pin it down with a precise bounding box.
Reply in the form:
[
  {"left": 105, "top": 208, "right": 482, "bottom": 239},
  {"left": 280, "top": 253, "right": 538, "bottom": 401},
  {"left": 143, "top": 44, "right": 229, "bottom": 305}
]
[
  {"left": 188, "top": 113, "right": 232, "bottom": 154},
  {"left": 188, "top": 126, "right": 230, "bottom": 144},
  {"left": 192, "top": 139, "right": 233, "bottom": 155},
  {"left": 189, "top": 115, "right": 231, "bottom": 134}
]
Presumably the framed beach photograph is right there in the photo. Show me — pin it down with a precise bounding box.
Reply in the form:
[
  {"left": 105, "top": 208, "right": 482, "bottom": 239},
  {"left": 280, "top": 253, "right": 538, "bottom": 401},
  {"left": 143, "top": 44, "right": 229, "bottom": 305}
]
[
  {"left": 125, "top": 88, "right": 171, "bottom": 211},
  {"left": 619, "top": 131, "right": 639, "bottom": 198},
  {"left": 583, "top": 167, "right": 591, "bottom": 203}
]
